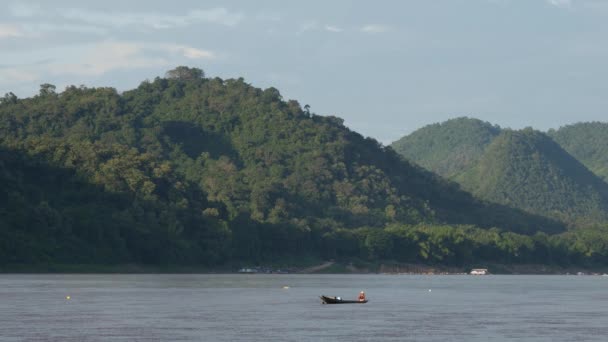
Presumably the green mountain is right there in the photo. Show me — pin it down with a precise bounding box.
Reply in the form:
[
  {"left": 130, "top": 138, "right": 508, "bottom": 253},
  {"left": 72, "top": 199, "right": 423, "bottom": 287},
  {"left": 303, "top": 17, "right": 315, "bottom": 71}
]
[
  {"left": 391, "top": 117, "right": 500, "bottom": 178},
  {"left": 459, "top": 129, "right": 608, "bottom": 225},
  {"left": 392, "top": 119, "right": 608, "bottom": 226},
  {"left": 549, "top": 122, "right": 608, "bottom": 182},
  {"left": 1, "top": 68, "right": 572, "bottom": 268}
]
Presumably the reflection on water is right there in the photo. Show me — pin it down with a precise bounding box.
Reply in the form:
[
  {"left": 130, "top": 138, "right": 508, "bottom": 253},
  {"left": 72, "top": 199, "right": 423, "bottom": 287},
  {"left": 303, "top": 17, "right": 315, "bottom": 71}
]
[{"left": 1, "top": 274, "right": 607, "bottom": 341}]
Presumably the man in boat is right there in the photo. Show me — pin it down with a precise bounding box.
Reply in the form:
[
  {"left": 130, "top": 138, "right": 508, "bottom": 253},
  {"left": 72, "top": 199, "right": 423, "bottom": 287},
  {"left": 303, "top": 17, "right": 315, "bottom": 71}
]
[{"left": 358, "top": 291, "right": 366, "bottom": 302}]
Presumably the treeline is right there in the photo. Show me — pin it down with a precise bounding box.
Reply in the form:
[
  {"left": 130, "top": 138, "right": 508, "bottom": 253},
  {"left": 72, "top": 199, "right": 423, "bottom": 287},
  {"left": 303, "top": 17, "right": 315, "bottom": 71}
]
[{"left": 322, "top": 224, "right": 608, "bottom": 266}]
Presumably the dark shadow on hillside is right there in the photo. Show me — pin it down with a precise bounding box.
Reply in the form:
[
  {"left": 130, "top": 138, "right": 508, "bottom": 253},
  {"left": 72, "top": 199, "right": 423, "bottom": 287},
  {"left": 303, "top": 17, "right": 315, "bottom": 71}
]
[
  {"left": 161, "top": 121, "right": 238, "bottom": 160},
  {"left": 0, "top": 146, "right": 310, "bottom": 268},
  {"left": 0, "top": 147, "right": 234, "bottom": 266}
]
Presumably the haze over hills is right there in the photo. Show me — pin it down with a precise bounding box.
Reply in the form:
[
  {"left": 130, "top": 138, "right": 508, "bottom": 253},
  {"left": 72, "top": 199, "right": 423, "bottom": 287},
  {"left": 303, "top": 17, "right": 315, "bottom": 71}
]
[
  {"left": 391, "top": 118, "right": 608, "bottom": 226},
  {"left": 3, "top": 68, "right": 608, "bottom": 269}
]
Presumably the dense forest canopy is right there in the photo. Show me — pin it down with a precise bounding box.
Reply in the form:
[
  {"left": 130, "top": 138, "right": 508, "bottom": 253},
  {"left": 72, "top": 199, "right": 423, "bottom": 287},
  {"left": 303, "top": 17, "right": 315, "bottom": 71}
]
[
  {"left": 391, "top": 117, "right": 500, "bottom": 178},
  {"left": 549, "top": 122, "right": 608, "bottom": 182},
  {"left": 457, "top": 129, "right": 608, "bottom": 226},
  {"left": 1, "top": 67, "right": 607, "bottom": 268}
]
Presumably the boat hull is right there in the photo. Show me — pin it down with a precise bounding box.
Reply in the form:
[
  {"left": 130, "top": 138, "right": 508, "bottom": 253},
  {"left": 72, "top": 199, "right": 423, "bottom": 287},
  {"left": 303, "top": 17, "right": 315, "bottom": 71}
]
[{"left": 320, "top": 295, "right": 368, "bottom": 304}]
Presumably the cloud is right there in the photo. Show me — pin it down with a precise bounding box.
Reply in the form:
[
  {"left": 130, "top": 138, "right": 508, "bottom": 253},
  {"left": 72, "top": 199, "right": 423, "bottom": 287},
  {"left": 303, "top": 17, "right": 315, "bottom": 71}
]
[
  {"left": 324, "top": 25, "right": 343, "bottom": 33},
  {"left": 298, "top": 21, "right": 319, "bottom": 34},
  {"left": 546, "top": 0, "right": 572, "bottom": 8},
  {"left": 58, "top": 7, "right": 244, "bottom": 29},
  {"left": 360, "top": 24, "right": 390, "bottom": 34},
  {"left": 26, "top": 23, "right": 109, "bottom": 36},
  {"left": 298, "top": 22, "right": 344, "bottom": 34},
  {"left": 0, "top": 40, "right": 216, "bottom": 90},
  {"left": 46, "top": 41, "right": 215, "bottom": 76},
  {"left": 178, "top": 46, "right": 215, "bottom": 59},
  {"left": 6, "top": 4, "right": 244, "bottom": 36},
  {"left": 47, "top": 41, "right": 164, "bottom": 76},
  {"left": 0, "top": 22, "right": 109, "bottom": 39},
  {"left": 0, "top": 24, "right": 24, "bottom": 38}
]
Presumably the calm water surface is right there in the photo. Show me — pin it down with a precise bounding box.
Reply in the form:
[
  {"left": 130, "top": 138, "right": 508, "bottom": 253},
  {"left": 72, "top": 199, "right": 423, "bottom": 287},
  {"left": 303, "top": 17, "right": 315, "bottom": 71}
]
[{"left": 1, "top": 274, "right": 607, "bottom": 341}]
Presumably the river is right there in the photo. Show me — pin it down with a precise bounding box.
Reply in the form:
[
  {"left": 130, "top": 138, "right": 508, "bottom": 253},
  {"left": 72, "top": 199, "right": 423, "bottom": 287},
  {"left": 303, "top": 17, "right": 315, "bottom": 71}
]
[{"left": 1, "top": 274, "right": 607, "bottom": 341}]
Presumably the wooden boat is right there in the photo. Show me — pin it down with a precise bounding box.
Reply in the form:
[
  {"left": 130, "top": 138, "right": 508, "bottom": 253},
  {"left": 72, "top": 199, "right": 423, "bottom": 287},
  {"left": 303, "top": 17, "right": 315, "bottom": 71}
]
[{"left": 320, "top": 295, "right": 368, "bottom": 304}]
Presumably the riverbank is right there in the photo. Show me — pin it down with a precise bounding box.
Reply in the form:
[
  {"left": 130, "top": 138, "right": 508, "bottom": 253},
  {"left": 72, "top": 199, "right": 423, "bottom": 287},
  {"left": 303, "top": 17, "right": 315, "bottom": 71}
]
[
  {"left": 325, "top": 261, "right": 608, "bottom": 275},
  {"left": 2, "top": 261, "right": 607, "bottom": 275}
]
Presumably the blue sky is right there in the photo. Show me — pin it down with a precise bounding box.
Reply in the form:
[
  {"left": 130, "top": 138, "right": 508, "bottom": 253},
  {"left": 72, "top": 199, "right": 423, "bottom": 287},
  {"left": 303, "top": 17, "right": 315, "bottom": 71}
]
[{"left": 1, "top": 0, "right": 607, "bottom": 143}]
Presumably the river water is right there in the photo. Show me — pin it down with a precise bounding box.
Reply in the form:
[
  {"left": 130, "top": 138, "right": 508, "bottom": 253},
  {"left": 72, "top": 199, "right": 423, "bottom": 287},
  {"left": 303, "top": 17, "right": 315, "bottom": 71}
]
[{"left": 1, "top": 274, "right": 607, "bottom": 341}]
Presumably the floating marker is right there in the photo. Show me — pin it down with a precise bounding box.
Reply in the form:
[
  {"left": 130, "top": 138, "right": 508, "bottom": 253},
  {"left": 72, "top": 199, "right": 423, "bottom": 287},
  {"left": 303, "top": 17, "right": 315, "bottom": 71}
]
[
  {"left": 66, "top": 295, "right": 71, "bottom": 300},
  {"left": 428, "top": 289, "right": 431, "bottom": 292},
  {"left": 282, "top": 286, "right": 290, "bottom": 289}
]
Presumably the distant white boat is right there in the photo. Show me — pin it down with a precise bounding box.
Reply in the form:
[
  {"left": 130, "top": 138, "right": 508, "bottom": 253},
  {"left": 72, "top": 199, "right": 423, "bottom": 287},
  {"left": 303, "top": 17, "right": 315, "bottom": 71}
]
[
  {"left": 470, "top": 268, "right": 489, "bottom": 275},
  {"left": 238, "top": 268, "right": 258, "bottom": 273}
]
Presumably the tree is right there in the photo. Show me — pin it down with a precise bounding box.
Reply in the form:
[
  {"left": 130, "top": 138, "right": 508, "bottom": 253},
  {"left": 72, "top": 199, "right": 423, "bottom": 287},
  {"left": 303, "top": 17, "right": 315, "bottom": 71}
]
[
  {"left": 0, "top": 92, "right": 18, "bottom": 104},
  {"left": 165, "top": 66, "right": 205, "bottom": 80},
  {"left": 39, "top": 84, "right": 56, "bottom": 96}
]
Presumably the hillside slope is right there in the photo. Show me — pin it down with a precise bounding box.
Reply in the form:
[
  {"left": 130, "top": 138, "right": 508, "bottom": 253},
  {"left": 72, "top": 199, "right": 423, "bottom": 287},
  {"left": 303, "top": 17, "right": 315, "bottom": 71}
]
[
  {"left": 549, "top": 122, "right": 608, "bottom": 182},
  {"left": 391, "top": 117, "right": 500, "bottom": 178}
]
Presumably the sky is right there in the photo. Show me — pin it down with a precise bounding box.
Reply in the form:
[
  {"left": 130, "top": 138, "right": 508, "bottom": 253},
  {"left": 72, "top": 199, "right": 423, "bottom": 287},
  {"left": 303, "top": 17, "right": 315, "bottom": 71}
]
[{"left": 1, "top": 0, "right": 607, "bottom": 144}]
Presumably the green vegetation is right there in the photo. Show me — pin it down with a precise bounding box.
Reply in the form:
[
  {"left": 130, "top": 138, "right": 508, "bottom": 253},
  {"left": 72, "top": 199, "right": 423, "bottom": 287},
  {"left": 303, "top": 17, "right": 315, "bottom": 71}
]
[
  {"left": 1, "top": 67, "right": 607, "bottom": 270},
  {"left": 459, "top": 129, "right": 608, "bottom": 226},
  {"left": 549, "top": 122, "right": 608, "bottom": 182},
  {"left": 392, "top": 119, "right": 608, "bottom": 226},
  {"left": 391, "top": 117, "right": 500, "bottom": 178}
]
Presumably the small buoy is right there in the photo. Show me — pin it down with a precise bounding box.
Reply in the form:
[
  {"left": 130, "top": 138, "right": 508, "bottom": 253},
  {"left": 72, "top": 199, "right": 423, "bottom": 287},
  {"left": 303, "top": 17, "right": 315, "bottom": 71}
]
[
  {"left": 282, "top": 286, "right": 290, "bottom": 289},
  {"left": 428, "top": 289, "right": 431, "bottom": 292},
  {"left": 66, "top": 295, "right": 71, "bottom": 300}
]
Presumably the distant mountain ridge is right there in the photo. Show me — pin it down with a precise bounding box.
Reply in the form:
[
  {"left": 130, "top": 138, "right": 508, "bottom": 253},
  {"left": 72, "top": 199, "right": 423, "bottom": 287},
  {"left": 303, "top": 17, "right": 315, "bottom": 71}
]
[{"left": 391, "top": 117, "right": 608, "bottom": 225}]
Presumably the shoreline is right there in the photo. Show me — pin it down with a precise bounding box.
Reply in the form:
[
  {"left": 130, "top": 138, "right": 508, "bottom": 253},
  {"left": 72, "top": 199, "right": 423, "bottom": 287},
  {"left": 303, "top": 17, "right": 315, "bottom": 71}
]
[{"left": 2, "top": 261, "right": 608, "bottom": 275}]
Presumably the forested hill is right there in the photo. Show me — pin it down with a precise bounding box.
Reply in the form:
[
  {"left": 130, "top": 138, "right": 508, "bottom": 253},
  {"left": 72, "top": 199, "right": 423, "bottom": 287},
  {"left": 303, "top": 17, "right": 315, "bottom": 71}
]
[
  {"left": 0, "top": 67, "right": 565, "bottom": 266},
  {"left": 458, "top": 129, "right": 608, "bottom": 226},
  {"left": 392, "top": 119, "right": 608, "bottom": 226},
  {"left": 549, "top": 122, "right": 608, "bottom": 182},
  {"left": 391, "top": 117, "right": 500, "bottom": 178}
]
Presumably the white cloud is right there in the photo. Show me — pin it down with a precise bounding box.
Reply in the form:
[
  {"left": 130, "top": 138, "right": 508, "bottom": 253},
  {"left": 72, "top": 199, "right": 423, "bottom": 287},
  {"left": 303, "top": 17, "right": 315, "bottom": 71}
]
[
  {"left": 298, "top": 21, "right": 319, "bottom": 34},
  {"left": 178, "top": 46, "right": 215, "bottom": 59},
  {"left": 298, "top": 22, "right": 345, "bottom": 34},
  {"left": 546, "top": 0, "right": 572, "bottom": 8},
  {"left": 360, "top": 24, "right": 390, "bottom": 34},
  {"left": 0, "top": 40, "right": 216, "bottom": 90},
  {"left": 324, "top": 25, "right": 343, "bottom": 33},
  {"left": 0, "top": 24, "right": 24, "bottom": 38},
  {"left": 24, "top": 23, "right": 109, "bottom": 36},
  {"left": 46, "top": 41, "right": 215, "bottom": 76},
  {"left": 6, "top": 4, "right": 244, "bottom": 37},
  {"left": 49, "top": 41, "right": 162, "bottom": 76},
  {"left": 59, "top": 7, "right": 243, "bottom": 29}
]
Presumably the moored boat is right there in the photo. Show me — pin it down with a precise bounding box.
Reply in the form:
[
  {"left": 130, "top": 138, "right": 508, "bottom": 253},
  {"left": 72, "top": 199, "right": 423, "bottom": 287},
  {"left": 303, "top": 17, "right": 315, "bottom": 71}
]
[{"left": 320, "top": 295, "right": 368, "bottom": 304}]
